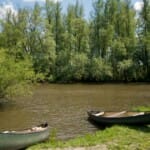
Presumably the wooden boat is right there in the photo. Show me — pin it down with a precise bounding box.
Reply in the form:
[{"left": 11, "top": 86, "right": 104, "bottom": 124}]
[
  {"left": 0, "top": 123, "right": 50, "bottom": 150},
  {"left": 87, "top": 111, "right": 150, "bottom": 125}
]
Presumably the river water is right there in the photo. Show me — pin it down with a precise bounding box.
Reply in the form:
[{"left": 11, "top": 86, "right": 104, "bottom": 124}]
[{"left": 0, "top": 84, "right": 150, "bottom": 139}]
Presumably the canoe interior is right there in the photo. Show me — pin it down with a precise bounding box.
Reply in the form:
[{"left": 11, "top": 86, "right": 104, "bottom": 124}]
[
  {"left": 91, "top": 111, "right": 150, "bottom": 118},
  {"left": 0, "top": 122, "right": 48, "bottom": 134},
  {"left": 88, "top": 111, "right": 150, "bottom": 126}
]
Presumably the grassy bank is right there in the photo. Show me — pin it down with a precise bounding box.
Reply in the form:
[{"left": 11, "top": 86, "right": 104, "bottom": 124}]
[
  {"left": 27, "top": 125, "right": 150, "bottom": 150},
  {"left": 28, "top": 106, "right": 150, "bottom": 150}
]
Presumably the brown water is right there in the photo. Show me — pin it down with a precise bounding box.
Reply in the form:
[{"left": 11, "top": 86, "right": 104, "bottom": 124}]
[{"left": 0, "top": 84, "right": 150, "bottom": 139}]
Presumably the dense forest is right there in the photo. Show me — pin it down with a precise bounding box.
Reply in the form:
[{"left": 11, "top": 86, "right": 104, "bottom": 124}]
[{"left": 0, "top": 0, "right": 150, "bottom": 97}]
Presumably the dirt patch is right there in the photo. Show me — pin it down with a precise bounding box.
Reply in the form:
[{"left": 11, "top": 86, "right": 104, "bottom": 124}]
[{"left": 44, "top": 145, "right": 108, "bottom": 150}]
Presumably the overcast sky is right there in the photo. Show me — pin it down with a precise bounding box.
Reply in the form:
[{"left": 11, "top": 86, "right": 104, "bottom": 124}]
[{"left": 0, "top": 0, "right": 144, "bottom": 19}]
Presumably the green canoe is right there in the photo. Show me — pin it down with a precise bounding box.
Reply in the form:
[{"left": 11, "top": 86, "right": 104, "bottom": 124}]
[
  {"left": 0, "top": 123, "right": 50, "bottom": 150},
  {"left": 88, "top": 111, "right": 150, "bottom": 125}
]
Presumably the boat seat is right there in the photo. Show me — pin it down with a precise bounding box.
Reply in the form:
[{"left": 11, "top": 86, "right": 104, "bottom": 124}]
[
  {"left": 32, "top": 127, "right": 43, "bottom": 131},
  {"left": 94, "top": 112, "right": 104, "bottom": 116},
  {"left": 2, "top": 131, "right": 16, "bottom": 133},
  {"left": 2, "top": 131, "right": 9, "bottom": 133},
  {"left": 108, "top": 111, "right": 126, "bottom": 117},
  {"left": 132, "top": 112, "right": 144, "bottom": 116}
]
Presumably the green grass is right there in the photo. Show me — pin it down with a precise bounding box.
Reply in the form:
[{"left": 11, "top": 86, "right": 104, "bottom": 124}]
[
  {"left": 133, "top": 106, "right": 150, "bottom": 112},
  {"left": 27, "top": 125, "right": 150, "bottom": 150}
]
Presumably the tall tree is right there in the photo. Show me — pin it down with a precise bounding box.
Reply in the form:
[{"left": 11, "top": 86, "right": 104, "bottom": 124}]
[
  {"left": 112, "top": 0, "right": 136, "bottom": 81},
  {"left": 0, "top": 8, "right": 29, "bottom": 59},
  {"left": 45, "top": 0, "right": 64, "bottom": 53},
  {"left": 0, "top": 8, "right": 36, "bottom": 98},
  {"left": 55, "top": 0, "right": 90, "bottom": 82},
  {"left": 64, "top": 0, "right": 89, "bottom": 53},
  {"left": 27, "top": 3, "right": 56, "bottom": 81},
  {"left": 0, "top": 48, "right": 35, "bottom": 98},
  {"left": 90, "top": 0, "right": 136, "bottom": 81},
  {"left": 90, "top": 0, "right": 105, "bottom": 57},
  {"left": 137, "top": 0, "right": 150, "bottom": 79}
]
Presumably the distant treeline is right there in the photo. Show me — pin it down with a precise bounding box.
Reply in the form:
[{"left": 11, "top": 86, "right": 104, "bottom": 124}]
[{"left": 0, "top": 0, "right": 150, "bottom": 97}]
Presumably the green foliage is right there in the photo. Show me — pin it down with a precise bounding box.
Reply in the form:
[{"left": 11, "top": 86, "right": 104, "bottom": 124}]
[
  {"left": 0, "top": 0, "right": 149, "bottom": 85},
  {"left": 55, "top": 50, "right": 72, "bottom": 82},
  {"left": 69, "top": 52, "right": 89, "bottom": 81},
  {"left": 90, "top": 57, "right": 112, "bottom": 81},
  {"left": 117, "top": 59, "right": 134, "bottom": 81},
  {"left": 0, "top": 49, "right": 35, "bottom": 98}
]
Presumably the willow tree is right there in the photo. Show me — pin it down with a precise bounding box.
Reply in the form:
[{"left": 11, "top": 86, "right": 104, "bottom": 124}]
[
  {"left": 113, "top": 0, "right": 136, "bottom": 81},
  {"left": 0, "top": 9, "right": 35, "bottom": 97},
  {"left": 90, "top": 0, "right": 136, "bottom": 81},
  {"left": 0, "top": 49, "right": 35, "bottom": 98},
  {"left": 137, "top": 0, "right": 150, "bottom": 80},
  {"left": 26, "top": 3, "right": 56, "bottom": 81},
  {"left": 55, "top": 0, "right": 90, "bottom": 82},
  {"left": 0, "top": 8, "right": 29, "bottom": 60},
  {"left": 0, "top": 8, "right": 36, "bottom": 98},
  {"left": 90, "top": 0, "right": 105, "bottom": 57},
  {"left": 45, "top": 0, "right": 64, "bottom": 53},
  {"left": 63, "top": 0, "right": 89, "bottom": 53}
]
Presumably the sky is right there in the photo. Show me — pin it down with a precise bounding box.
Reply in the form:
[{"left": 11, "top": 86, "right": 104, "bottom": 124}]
[{"left": 0, "top": 0, "right": 144, "bottom": 19}]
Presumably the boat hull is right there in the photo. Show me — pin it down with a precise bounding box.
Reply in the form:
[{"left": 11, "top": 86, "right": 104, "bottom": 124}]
[
  {"left": 0, "top": 124, "right": 50, "bottom": 150},
  {"left": 88, "top": 111, "right": 150, "bottom": 126}
]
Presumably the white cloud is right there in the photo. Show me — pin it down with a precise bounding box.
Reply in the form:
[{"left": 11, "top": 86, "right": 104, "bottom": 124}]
[
  {"left": 23, "top": 0, "right": 45, "bottom": 2},
  {"left": 134, "top": 1, "right": 144, "bottom": 12},
  {"left": 0, "top": 3, "right": 17, "bottom": 19}
]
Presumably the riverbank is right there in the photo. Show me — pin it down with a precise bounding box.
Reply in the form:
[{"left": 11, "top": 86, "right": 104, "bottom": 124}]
[{"left": 27, "top": 125, "right": 150, "bottom": 150}]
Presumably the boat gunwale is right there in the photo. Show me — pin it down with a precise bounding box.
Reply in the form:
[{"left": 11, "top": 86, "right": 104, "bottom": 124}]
[
  {"left": 0, "top": 123, "right": 49, "bottom": 135},
  {"left": 88, "top": 111, "right": 150, "bottom": 120}
]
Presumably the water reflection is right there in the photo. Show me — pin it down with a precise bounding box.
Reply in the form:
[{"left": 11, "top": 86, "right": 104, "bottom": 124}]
[{"left": 0, "top": 84, "right": 150, "bottom": 139}]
